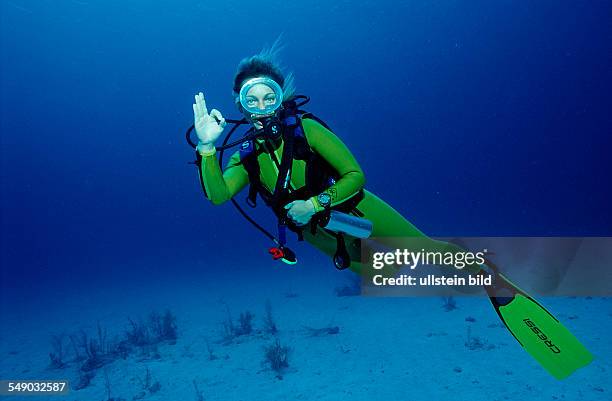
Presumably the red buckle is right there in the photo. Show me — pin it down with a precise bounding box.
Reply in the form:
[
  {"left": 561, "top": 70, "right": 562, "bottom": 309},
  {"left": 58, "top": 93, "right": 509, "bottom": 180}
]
[{"left": 269, "top": 247, "right": 285, "bottom": 260}]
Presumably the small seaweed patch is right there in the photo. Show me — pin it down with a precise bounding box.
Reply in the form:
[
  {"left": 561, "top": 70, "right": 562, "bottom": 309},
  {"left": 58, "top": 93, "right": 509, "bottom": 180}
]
[
  {"left": 464, "top": 326, "right": 496, "bottom": 351},
  {"left": 102, "top": 368, "right": 126, "bottom": 401},
  {"left": 263, "top": 300, "right": 278, "bottom": 335},
  {"left": 127, "top": 310, "right": 178, "bottom": 348},
  {"left": 75, "top": 323, "right": 117, "bottom": 373},
  {"left": 204, "top": 338, "right": 217, "bottom": 361},
  {"left": 136, "top": 367, "right": 161, "bottom": 396},
  {"left": 48, "top": 334, "right": 68, "bottom": 369},
  {"left": 441, "top": 296, "right": 457, "bottom": 311},
  {"left": 236, "top": 311, "right": 254, "bottom": 336},
  {"left": 263, "top": 339, "right": 291, "bottom": 379},
  {"left": 219, "top": 302, "right": 255, "bottom": 344},
  {"left": 49, "top": 310, "right": 178, "bottom": 391},
  {"left": 303, "top": 326, "right": 340, "bottom": 337},
  {"left": 149, "top": 310, "right": 178, "bottom": 343},
  {"left": 193, "top": 380, "right": 205, "bottom": 401}
]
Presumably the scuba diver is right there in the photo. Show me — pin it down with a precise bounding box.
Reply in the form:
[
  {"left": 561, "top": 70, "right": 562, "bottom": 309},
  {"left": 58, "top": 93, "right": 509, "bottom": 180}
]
[
  {"left": 186, "top": 44, "right": 592, "bottom": 379},
  {"left": 189, "top": 47, "right": 448, "bottom": 272}
]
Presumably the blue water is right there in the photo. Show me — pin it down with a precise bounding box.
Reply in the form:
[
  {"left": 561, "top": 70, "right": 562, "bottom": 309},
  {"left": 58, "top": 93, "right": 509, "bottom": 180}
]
[{"left": 1, "top": 1, "right": 611, "bottom": 400}]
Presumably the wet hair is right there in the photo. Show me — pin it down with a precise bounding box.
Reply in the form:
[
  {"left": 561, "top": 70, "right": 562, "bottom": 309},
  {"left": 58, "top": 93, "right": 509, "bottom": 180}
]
[{"left": 232, "top": 37, "right": 295, "bottom": 104}]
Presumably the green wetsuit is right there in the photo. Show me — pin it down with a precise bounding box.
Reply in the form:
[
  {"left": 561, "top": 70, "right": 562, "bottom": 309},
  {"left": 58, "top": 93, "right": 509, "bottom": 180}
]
[{"left": 199, "top": 117, "right": 470, "bottom": 275}]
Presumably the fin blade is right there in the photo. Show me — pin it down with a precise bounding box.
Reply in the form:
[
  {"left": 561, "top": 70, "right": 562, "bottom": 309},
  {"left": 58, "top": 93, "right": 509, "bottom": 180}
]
[{"left": 498, "top": 294, "right": 593, "bottom": 379}]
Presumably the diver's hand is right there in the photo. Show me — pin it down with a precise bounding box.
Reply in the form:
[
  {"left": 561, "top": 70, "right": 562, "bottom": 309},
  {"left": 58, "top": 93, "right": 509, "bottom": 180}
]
[
  {"left": 193, "top": 92, "right": 226, "bottom": 152},
  {"left": 284, "top": 200, "right": 316, "bottom": 226}
]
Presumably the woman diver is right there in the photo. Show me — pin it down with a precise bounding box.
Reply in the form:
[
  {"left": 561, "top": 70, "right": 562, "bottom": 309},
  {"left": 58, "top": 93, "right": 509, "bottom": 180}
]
[
  {"left": 190, "top": 43, "right": 465, "bottom": 274},
  {"left": 187, "top": 43, "right": 593, "bottom": 379}
]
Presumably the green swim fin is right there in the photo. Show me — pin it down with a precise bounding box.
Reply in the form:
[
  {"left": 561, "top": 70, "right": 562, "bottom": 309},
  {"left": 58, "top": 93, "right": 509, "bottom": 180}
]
[{"left": 484, "top": 270, "right": 594, "bottom": 379}]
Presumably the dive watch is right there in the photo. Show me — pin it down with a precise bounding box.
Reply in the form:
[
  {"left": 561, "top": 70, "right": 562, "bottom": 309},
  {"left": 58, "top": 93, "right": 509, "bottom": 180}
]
[{"left": 317, "top": 192, "right": 332, "bottom": 210}]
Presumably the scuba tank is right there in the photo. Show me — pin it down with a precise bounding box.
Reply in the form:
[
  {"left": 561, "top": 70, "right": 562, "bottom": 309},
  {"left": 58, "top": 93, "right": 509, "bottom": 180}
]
[
  {"left": 317, "top": 210, "right": 373, "bottom": 271},
  {"left": 319, "top": 211, "right": 373, "bottom": 239}
]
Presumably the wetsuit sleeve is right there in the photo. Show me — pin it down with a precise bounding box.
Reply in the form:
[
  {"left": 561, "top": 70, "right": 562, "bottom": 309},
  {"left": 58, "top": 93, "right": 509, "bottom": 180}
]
[
  {"left": 198, "top": 149, "right": 249, "bottom": 205},
  {"left": 301, "top": 118, "right": 366, "bottom": 211}
]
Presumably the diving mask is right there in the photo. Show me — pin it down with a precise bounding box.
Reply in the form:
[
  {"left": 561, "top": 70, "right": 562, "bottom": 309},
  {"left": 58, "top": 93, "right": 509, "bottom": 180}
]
[{"left": 239, "top": 77, "right": 284, "bottom": 118}]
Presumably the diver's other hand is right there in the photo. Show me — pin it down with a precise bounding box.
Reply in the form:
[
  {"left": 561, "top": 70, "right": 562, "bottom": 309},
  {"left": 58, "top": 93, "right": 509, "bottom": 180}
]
[
  {"left": 284, "top": 200, "right": 316, "bottom": 226},
  {"left": 193, "top": 92, "right": 226, "bottom": 152}
]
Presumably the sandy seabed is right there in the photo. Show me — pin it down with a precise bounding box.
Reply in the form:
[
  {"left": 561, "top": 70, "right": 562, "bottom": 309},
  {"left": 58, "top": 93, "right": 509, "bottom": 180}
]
[{"left": 1, "top": 265, "right": 610, "bottom": 401}]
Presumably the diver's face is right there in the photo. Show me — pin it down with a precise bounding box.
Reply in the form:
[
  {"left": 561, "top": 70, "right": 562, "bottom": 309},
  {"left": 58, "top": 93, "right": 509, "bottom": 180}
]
[{"left": 242, "top": 83, "right": 278, "bottom": 129}]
